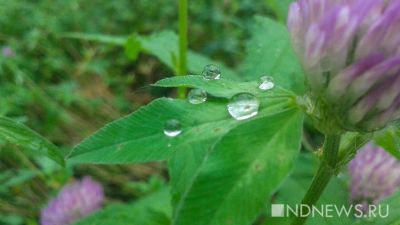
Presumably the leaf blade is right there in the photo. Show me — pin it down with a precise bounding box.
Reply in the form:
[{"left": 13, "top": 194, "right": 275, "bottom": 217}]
[
  {"left": 0, "top": 117, "right": 65, "bottom": 166},
  {"left": 172, "top": 107, "right": 304, "bottom": 225},
  {"left": 240, "top": 16, "right": 304, "bottom": 93},
  {"left": 154, "top": 75, "right": 293, "bottom": 99},
  {"left": 68, "top": 74, "right": 296, "bottom": 164},
  {"left": 74, "top": 188, "right": 172, "bottom": 225},
  {"left": 62, "top": 31, "right": 241, "bottom": 80},
  {"left": 374, "top": 126, "right": 400, "bottom": 160}
]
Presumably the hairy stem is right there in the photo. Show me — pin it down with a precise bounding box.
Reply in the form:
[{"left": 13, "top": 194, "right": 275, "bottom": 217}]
[
  {"left": 177, "top": 0, "right": 188, "bottom": 99},
  {"left": 291, "top": 135, "right": 341, "bottom": 225}
]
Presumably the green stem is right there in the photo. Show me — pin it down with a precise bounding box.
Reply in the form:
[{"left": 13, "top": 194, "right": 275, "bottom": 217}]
[
  {"left": 177, "top": 0, "right": 188, "bottom": 99},
  {"left": 291, "top": 135, "right": 341, "bottom": 225}
]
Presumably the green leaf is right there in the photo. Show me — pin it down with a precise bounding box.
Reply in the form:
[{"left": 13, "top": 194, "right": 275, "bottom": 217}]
[
  {"left": 154, "top": 75, "right": 293, "bottom": 99},
  {"left": 266, "top": 153, "right": 354, "bottom": 225},
  {"left": 166, "top": 81, "right": 297, "bottom": 213},
  {"left": 139, "top": 31, "right": 179, "bottom": 71},
  {"left": 68, "top": 76, "right": 296, "bottom": 164},
  {"left": 62, "top": 31, "right": 240, "bottom": 80},
  {"left": 240, "top": 16, "right": 304, "bottom": 94},
  {"left": 67, "top": 98, "right": 241, "bottom": 164},
  {"left": 67, "top": 98, "right": 227, "bottom": 163},
  {"left": 74, "top": 188, "right": 172, "bottom": 225},
  {"left": 140, "top": 31, "right": 240, "bottom": 80},
  {"left": 171, "top": 107, "right": 303, "bottom": 225},
  {"left": 374, "top": 126, "right": 400, "bottom": 160},
  {"left": 0, "top": 117, "right": 65, "bottom": 166},
  {"left": 60, "top": 32, "right": 126, "bottom": 45},
  {"left": 157, "top": 77, "right": 300, "bottom": 224},
  {"left": 265, "top": 0, "right": 294, "bottom": 22},
  {"left": 124, "top": 33, "right": 142, "bottom": 61}
]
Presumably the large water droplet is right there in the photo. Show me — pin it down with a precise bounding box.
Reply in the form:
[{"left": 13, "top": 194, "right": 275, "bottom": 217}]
[
  {"left": 227, "top": 93, "right": 260, "bottom": 120},
  {"left": 188, "top": 89, "right": 207, "bottom": 104},
  {"left": 202, "top": 64, "right": 221, "bottom": 80},
  {"left": 258, "top": 76, "right": 275, "bottom": 91},
  {"left": 164, "top": 119, "right": 182, "bottom": 137}
]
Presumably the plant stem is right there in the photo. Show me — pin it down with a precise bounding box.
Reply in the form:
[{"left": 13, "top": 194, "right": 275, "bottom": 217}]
[
  {"left": 177, "top": 0, "right": 188, "bottom": 99},
  {"left": 291, "top": 135, "right": 341, "bottom": 225}
]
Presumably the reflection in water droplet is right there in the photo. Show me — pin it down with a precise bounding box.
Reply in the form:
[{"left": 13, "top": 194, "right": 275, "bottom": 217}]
[
  {"left": 258, "top": 76, "right": 275, "bottom": 91},
  {"left": 164, "top": 119, "right": 182, "bottom": 137},
  {"left": 202, "top": 64, "right": 221, "bottom": 80},
  {"left": 227, "top": 93, "right": 260, "bottom": 120},
  {"left": 188, "top": 89, "right": 207, "bottom": 104}
]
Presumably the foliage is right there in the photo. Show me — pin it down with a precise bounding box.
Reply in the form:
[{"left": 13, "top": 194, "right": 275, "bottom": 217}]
[
  {"left": 1, "top": 0, "right": 400, "bottom": 225},
  {"left": 73, "top": 188, "right": 172, "bottom": 225},
  {"left": 240, "top": 16, "right": 304, "bottom": 94},
  {"left": 374, "top": 126, "right": 400, "bottom": 160},
  {"left": 0, "top": 116, "right": 65, "bottom": 166}
]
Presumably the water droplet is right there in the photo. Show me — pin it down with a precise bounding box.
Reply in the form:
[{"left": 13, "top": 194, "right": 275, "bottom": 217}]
[
  {"left": 164, "top": 119, "right": 182, "bottom": 137},
  {"left": 188, "top": 89, "right": 207, "bottom": 104},
  {"left": 227, "top": 93, "right": 260, "bottom": 120},
  {"left": 202, "top": 64, "right": 221, "bottom": 80},
  {"left": 258, "top": 76, "right": 275, "bottom": 91}
]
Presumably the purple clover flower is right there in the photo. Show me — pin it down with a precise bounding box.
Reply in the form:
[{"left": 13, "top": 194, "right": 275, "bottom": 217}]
[
  {"left": 288, "top": 0, "right": 400, "bottom": 131},
  {"left": 349, "top": 143, "right": 400, "bottom": 211},
  {"left": 40, "top": 177, "right": 104, "bottom": 225},
  {"left": 2, "top": 46, "right": 15, "bottom": 58}
]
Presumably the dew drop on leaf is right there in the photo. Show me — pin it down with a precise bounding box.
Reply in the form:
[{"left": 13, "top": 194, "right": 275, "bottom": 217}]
[
  {"left": 188, "top": 89, "right": 207, "bottom": 104},
  {"left": 227, "top": 93, "right": 260, "bottom": 120},
  {"left": 164, "top": 119, "right": 182, "bottom": 137},
  {"left": 202, "top": 64, "right": 221, "bottom": 80},
  {"left": 258, "top": 76, "right": 275, "bottom": 91}
]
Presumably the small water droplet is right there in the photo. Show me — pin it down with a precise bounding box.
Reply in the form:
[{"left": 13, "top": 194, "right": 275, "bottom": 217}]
[
  {"left": 188, "top": 89, "right": 207, "bottom": 104},
  {"left": 202, "top": 64, "right": 221, "bottom": 80},
  {"left": 258, "top": 76, "right": 275, "bottom": 91},
  {"left": 164, "top": 119, "right": 182, "bottom": 137},
  {"left": 227, "top": 93, "right": 260, "bottom": 120}
]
